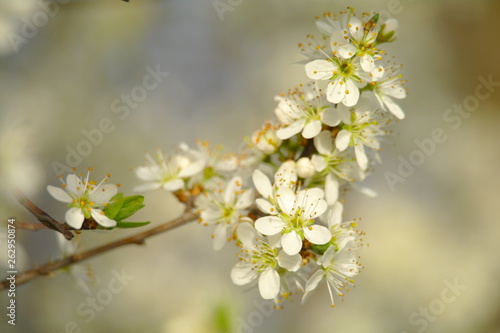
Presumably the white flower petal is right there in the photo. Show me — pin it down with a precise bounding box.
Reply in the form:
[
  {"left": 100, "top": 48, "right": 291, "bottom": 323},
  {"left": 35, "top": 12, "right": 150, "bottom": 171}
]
[
  {"left": 325, "top": 173, "right": 339, "bottom": 205},
  {"left": 275, "top": 187, "right": 296, "bottom": 216},
  {"left": 354, "top": 144, "right": 368, "bottom": 170},
  {"left": 302, "top": 120, "right": 322, "bottom": 139},
  {"left": 65, "top": 208, "right": 85, "bottom": 229},
  {"left": 212, "top": 223, "right": 228, "bottom": 251},
  {"left": 236, "top": 222, "right": 259, "bottom": 248},
  {"left": 91, "top": 209, "right": 116, "bottom": 228},
  {"left": 276, "top": 120, "right": 305, "bottom": 140},
  {"left": 235, "top": 189, "right": 254, "bottom": 210},
  {"left": 335, "top": 129, "right": 351, "bottom": 151},
  {"left": 162, "top": 179, "right": 184, "bottom": 191},
  {"left": 66, "top": 174, "right": 81, "bottom": 193},
  {"left": 381, "top": 96, "right": 405, "bottom": 119},
  {"left": 277, "top": 251, "right": 301, "bottom": 272},
  {"left": 302, "top": 269, "right": 325, "bottom": 304},
  {"left": 321, "top": 108, "right": 342, "bottom": 127},
  {"left": 252, "top": 169, "right": 273, "bottom": 199},
  {"left": 305, "top": 60, "right": 335, "bottom": 80},
  {"left": 327, "top": 201, "right": 344, "bottom": 229},
  {"left": 281, "top": 231, "right": 302, "bottom": 255},
  {"left": 90, "top": 184, "right": 117, "bottom": 203},
  {"left": 303, "top": 225, "right": 332, "bottom": 245},
  {"left": 255, "top": 216, "right": 286, "bottom": 236},
  {"left": 314, "top": 131, "right": 333, "bottom": 155},
  {"left": 326, "top": 80, "right": 345, "bottom": 104},
  {"left": 258, "top": 267, "right": 280, "bottom": 299},
  {"left": 133, "top": 182, "right": 161, "bottom": 192},
  {"left": 231, "top": 262, "right": 257, "bottom": 285},
  {"left": 256, "top": 198, "right": 278, "bottom": 215},
  {"left": 342, "top": 80, "right": 360, "bottom": 107},
  {"left": 47, "top": 186, "right": 72, "bottom": 203}
]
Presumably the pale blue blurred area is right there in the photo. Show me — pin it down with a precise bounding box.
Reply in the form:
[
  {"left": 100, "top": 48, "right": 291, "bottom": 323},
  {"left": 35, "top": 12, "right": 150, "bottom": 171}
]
[{"left": 1, "top": 0, "right": 500, "bottom": 332}]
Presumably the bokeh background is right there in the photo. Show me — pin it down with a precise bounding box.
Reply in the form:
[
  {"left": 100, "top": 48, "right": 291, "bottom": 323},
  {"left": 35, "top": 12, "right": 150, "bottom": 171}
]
[{"left": 1, "top": 0, "right": 499, "bottom": 332}]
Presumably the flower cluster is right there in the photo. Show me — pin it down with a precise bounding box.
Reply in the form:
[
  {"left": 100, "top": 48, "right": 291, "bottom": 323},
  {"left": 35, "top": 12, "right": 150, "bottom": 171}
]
[{"left": 130, "top": 8, "right": 405, "bottom": 308}]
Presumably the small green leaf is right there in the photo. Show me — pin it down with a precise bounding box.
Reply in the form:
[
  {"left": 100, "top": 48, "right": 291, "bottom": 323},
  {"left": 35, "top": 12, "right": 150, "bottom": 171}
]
[
  {"left": 103, "top": 193, "right": 125, "bottom": 219},
  {"left": 114, "top": 195, "right": 145, "bottom": 221},
  {"left": 115, "top": 221, "right": 151, "bottom": 229}
]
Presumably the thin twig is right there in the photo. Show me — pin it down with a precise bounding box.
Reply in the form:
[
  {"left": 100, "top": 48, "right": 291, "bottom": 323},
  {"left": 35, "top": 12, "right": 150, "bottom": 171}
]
[
  {"left": 14, "top": 189, "right": 74, "bottom": 240},
  {"left": 15, "top": 222, "right": 49, "bottom": 231},
  {"left": 0, "top": 210, "right": 198, "bottom": 290}
]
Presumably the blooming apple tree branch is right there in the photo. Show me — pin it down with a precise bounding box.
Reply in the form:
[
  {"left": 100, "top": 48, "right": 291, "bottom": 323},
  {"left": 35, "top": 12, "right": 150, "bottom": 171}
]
[{"left": 4, "top": 8, "right": 406, "bottom": 309}]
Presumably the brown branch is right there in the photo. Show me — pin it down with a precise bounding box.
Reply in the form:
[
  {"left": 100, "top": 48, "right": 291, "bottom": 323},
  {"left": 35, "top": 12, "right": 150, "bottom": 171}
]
[
  {"left": 14, "top": 189, "right": 74, "bottom": 240},
  {"left": 15, "top": 222, "right": 50, "bottom": 231},
  {"left": 0, "top": 210, "right": 199, "bottom": 290}
]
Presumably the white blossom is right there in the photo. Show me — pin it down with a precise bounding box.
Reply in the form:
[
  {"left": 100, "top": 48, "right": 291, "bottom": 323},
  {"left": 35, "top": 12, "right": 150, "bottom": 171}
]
[{"left": 47, "top": 169, "right": 118, "bottom": 229}]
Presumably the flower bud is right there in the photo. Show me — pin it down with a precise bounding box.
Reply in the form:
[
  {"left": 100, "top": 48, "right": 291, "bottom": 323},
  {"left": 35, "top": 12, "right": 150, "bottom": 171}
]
[
  {"left": 251, "top": 123, "right": 282, "bottom": 154},
  {"left": 296, "top": 157, "right": 315, "bottom": 178}
]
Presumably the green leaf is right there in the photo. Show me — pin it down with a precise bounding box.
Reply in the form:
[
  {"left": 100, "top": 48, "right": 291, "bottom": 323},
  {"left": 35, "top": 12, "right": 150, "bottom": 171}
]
[
  {"left": 114, "top": 195, "right": 145, "bottom": 221},
  {"left": 103, "top": 193, "right": 125, "bottom": 219},
  {"left": 114, "top": 221, "right": 151, "bottom": 229}
]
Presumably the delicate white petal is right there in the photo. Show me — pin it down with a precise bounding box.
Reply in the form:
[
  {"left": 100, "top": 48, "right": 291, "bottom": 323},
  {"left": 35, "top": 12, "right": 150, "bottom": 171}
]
[
  {"left": 311, "top": 154, "right": 327, "bottom": 172},
  {"left": 66, "top": 174, "right": 81, "bottom": 193},
  {"left": 252, "top": 169, "right": 273, "bottom": 199},
  {"left": 275, "top": 160, "right": 297, "bottom": 187},
  {"left": 255, "top": 216, "right": 286, "bottom": 236},
  {"left": 235, "top": 189, "right": 254, "bottom": 210},
  {"left": 314, "top": 131, "right": 333, "bottom": 155},
  {"left": 275, "top": 187, "right": 296, "bottom": 216},
  {"left": 302, "top": 120, "right": 322, "bottom": 139},
  {"left": 302, "top": 269, "right": 325, "bottom": 304},
  {"left": 342, "top": 80, "right": 360, "bottom": 107},
  {"left": 276, "top": 120, "right": 305, "bottom": 140},
  {"left": 236, "top": 222, "right": 259, "bottom": 248},
  {"left": 325, "top": 173, "right": 339, "bottom": 205},
  {"left": 90, "top": 184, "right": 117, "bottom": 203},
  {"left": 161, "top": 179, "right": 184, "bottom": 191},
  {"left": 258, "top": 267, "right": 280, "bottom": 299},
  {"left": 231, "top": 262, "right": 257, "bottom": 285},
  {"left": 305, "top": 60, "right": 335, "bottom": 80},
  {"left": 256, "top": 198, "right": 278, "bottom": 215},
  {"left": 134, "top": 166, "right": 161, "bottom": 182},
  {"left": 360, "top": 54, "right": 375, "bottom": 72},
  {"left": 178, "top": 158, "right": 205, "bottom": 178},
  {"left": 354, "top": 144, "right": 368, "bottom": 170},
  {"left": 303, "top": 225, "right": 331, "bottom": 245},
  {"left": 224, "top": 177, "right": 240, "bottom": 205},
  {"left": 335, "top": 130, "right": 351, "bottom": 151},
  {"left": 47, "top": 186, "right": 73, "bottom": 203},
  {"left": 326, "top": 80, "right": 345, "bottom": 104},
  {"left": 281, "top": 231, "right": 302, "bottom": 255},
  {"left": 321, "top": 245, "right": 337, "bottom": 267},
  {"left": 381, "top": 96, "right": 405, "bottom": 119},
  {"left": 133, "top": 182, "right": 161, "bottom": 192},
  {"left": 91, "top": 209, "right": 116, "bottom": 228},
  {"left": 327, "top": 201, "right": 344, "bottom": 229},
  {"left": 212, "top": 223, "right": 228, "bottom": 251},
  {"left": 65, "top": 208, "right": 85, "bottom": 229},
  {"left": 321, "top": 108, "right": 342, "bottom": 127},
  {"left": 338, "top": 44, "right": 357, "bottom": 59},
  {"left": 277, "top": 251, "right": 301, "bottom": 272}
]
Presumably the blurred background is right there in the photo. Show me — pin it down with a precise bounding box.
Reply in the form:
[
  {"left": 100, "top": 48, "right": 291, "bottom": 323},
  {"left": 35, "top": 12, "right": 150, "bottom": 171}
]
[{"left": 1, "top": 0, "right": 499, "bottom": 332}]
